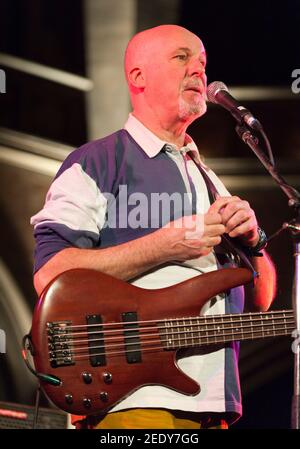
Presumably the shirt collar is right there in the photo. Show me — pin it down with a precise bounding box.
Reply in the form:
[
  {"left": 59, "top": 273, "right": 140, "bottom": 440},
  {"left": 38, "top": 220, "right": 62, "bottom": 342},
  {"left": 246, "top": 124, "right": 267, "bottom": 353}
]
[{"left": 124, "top": 113, "right": 201, "bottom": 164}]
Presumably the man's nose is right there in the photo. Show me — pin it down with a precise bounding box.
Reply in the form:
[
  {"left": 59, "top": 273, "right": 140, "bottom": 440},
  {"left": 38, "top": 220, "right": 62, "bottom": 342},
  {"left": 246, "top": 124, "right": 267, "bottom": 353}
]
[{"left": 189, "top": 58, "right": 206, "bottom": 77}]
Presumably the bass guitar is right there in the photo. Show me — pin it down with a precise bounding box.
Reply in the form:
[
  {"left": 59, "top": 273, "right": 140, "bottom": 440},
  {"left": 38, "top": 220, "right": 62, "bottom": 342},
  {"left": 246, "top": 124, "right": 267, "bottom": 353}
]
[{"left": 30, "top": 268, "right": 294, "bottom": 415}]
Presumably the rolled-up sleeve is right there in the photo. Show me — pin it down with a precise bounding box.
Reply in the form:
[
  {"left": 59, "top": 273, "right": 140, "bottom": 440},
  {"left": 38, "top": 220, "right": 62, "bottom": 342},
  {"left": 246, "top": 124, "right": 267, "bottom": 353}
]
[{"left": 31, "top": 161, "right": 108, "bottom": 273}]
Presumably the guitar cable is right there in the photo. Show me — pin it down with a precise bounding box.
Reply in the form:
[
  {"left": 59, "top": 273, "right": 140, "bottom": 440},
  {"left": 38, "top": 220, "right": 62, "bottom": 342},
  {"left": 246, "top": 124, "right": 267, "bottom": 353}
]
[
  {"left": 22, "top": 334, "right": 62, "bottom": 386},
  {"left": 22, "top": 334, "right": 61, "bottom": 429}
]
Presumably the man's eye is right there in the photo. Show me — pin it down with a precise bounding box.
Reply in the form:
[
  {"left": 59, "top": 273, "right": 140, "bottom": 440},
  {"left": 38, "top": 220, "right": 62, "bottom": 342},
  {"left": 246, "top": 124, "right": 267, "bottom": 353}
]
[{"left": 175, "top": 54, "right": 187, "bottom": 60}]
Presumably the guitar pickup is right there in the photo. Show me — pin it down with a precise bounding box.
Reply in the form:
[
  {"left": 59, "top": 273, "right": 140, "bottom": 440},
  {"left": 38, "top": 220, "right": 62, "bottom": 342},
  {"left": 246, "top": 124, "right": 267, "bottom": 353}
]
[
  {"left": 86, "top": 314, "right": 106, "bottom": 367},
  {"left": 122, "top": 311, "right": 141, "bottom": 364}
]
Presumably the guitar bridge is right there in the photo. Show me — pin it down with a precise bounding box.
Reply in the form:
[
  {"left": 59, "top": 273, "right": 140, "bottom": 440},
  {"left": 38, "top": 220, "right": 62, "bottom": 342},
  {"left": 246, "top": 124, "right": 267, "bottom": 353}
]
[{"left": 47, "top": 321, "right": 74, "bottom": 368}]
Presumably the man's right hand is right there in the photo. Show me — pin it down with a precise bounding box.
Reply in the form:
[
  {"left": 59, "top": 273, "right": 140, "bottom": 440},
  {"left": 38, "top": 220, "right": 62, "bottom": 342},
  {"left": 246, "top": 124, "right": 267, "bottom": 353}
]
[{"left": 158, "top": 197, "right": 238, "bottom": 262}]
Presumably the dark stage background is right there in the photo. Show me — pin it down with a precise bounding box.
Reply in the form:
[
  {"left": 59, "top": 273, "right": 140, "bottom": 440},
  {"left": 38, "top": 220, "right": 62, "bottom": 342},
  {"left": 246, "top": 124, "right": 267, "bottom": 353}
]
[{"left": 0, "top": 0, "right": 299, "bottom": 429}]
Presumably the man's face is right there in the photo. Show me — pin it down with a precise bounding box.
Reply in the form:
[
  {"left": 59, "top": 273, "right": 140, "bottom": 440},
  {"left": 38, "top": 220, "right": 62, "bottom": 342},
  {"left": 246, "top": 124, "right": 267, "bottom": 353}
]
[{"left": 143, "top": 28, "right": 207, "bottom": 122}]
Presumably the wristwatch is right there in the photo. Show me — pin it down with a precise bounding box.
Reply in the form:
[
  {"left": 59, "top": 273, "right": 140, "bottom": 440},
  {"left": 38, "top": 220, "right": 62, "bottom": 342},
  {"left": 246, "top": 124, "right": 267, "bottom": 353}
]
[{"left": 243, "top": 227, "right": 268, "bottom": 257}]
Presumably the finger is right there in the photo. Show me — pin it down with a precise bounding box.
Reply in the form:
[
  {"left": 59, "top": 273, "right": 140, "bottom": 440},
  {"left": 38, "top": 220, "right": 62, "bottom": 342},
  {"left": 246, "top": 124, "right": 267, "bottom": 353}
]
[
  {"left": 204, "top": 223, "right": 226, "bottom": 237},
  {"left": 208, "top": 196, "right": 240, "bottom": 215},
  {"left": 168, "top": 214, "right": 203, "bottom": 231},
  {"left": 205, "top": 235, "right": 223, "bottom": 247},
  {"left": 204, "top": 212, "right": 223, "bottom": 225},
  {"left": 182, "top": 235, "right": 222, "bottom": 250},
  {"left": 228, "top": 218, "right": 257, "bottom": 238},
  {"left": 224, "top": 209, "right": 253, "bottom": 234},
  {"left": 220, "top": 200, "right": 251, "bottom": 225}
]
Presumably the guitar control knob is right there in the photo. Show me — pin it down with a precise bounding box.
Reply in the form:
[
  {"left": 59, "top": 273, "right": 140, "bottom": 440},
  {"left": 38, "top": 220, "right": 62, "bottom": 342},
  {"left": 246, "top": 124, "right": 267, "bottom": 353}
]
[
  {"left": 99, "top": 392, "right": 108, "bottom": 402},
  {"left": 83, "top": 398, "right": 92, "bottom": 409},
  {"left": 65, "top": 394, "right": 73, "bottom": 405},
  {"left": 82, "top": 372, "right": 92, "bottom": 384},
  {"left": 102, "top": 372, "right": 112, "bottom": 384}
]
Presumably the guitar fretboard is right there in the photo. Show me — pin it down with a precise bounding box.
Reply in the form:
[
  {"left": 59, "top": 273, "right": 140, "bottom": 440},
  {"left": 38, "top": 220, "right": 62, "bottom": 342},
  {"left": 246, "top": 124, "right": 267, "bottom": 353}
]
[{"left": 158, "top": 310, "right": 294, "bottom": 349}]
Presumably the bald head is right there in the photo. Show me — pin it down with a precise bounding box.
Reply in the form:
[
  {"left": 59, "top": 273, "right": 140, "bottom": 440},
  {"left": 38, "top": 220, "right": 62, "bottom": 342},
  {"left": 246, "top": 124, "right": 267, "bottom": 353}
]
[{"left": 124, "top": 25, "right": 202, "bottom": 84}]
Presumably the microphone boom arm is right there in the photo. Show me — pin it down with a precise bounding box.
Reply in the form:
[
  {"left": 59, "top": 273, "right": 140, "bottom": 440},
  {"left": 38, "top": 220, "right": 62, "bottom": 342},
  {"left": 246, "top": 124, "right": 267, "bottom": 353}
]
[{"left": 235, "top": 124, "right": 300, "bottom": 207}]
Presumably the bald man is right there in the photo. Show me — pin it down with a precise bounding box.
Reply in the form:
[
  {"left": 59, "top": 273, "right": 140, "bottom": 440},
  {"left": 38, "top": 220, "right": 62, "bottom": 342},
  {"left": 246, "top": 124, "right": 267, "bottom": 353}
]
[{"left": 31, "top": 25, "right": 276, "bottom": 429}]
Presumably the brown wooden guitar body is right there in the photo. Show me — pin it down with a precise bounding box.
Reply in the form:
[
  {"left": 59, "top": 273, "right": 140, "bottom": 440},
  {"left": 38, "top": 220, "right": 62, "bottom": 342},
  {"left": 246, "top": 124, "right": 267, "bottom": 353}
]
[{"left": 31, "top": 267, "right": 253, "bottom": 415}]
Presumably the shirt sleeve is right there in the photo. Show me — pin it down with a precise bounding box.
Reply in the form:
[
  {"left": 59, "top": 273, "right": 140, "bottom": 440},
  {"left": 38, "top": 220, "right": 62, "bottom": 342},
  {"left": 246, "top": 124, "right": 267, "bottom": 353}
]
[{"left": 30, "top": 159, "right": 108, "bottom": 273}]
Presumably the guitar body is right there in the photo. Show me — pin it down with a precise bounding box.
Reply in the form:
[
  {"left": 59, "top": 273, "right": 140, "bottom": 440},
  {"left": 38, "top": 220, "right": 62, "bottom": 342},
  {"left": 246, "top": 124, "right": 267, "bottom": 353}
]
[{"left": 31, "top": 267, "right": 253, "bottom": 415}]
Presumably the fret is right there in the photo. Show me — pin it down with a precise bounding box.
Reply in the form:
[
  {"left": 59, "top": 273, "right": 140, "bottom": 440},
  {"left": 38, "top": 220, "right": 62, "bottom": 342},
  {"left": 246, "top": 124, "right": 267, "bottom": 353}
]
[
  {"left": 230, "top": 313, "right": 239, "bottom": 338},
  {"left": 204, "top": 315, "right": 209, "bottom": 344},
  {"left": 249, "top": 313, "right": 253, "bottom": 339},
  {"left": 171, "top": 320, "right": 175, "bottom": 349},
  {"left": 272, "top": 312, "right": 276, "bottom": 336},
  {"left": 261, "top": 312, "right": 265, "bottom": 337},
  {"left": 212, "top": 315, "right": 217, "bottom": 344},
  {"left": 283, "top": 311, "right": 287, "bottom": 334},
  {"left": 239, "top": 315, "right": 244, "bottom": 340},
  {"left": 215, "top": 317, "right": 222, "bottom": 342},
  {"left": 220, "top": 315, "right": 225, "bottom": 343},
  {"left": 164, "top": 320, "right": 171, "bottom": 349},
  {"left": 170, "top": 320, "right": 175, "bottom": 349},
  {"left": 190, "top": 317, "right": 195, "bottom": 347},
  {"left": 197, "top": 317, "right": 201, "bottom": 346},
  {"left": 173, "top": 319, "right": 177, "bottom": 348},
  {"left": 184, "top": 318, "right": 188, "bottom": 347},
  {"left": 230, "top": 314, "right": 234, "bottom": 342},
  {"left": 265, "top": 313, "right": 271, "bottom": 337},
  {"left": 180, "top": 318, "right": 184, "bottom": 347},
  {"left": 179, "top": 318, "right": 184, "bottom": 348}
]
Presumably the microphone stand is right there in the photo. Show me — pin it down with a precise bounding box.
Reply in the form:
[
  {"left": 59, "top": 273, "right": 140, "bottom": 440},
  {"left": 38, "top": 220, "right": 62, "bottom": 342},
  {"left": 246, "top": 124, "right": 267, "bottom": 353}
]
[{"left": 235, "top": 123, "right": 300, "bottom": 429}]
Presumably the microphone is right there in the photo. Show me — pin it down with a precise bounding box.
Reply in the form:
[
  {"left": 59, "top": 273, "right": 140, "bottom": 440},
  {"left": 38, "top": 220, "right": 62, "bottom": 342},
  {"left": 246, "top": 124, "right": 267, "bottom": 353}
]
[{"left": 207, "top": 81, "right": 263, "bottom": 131}]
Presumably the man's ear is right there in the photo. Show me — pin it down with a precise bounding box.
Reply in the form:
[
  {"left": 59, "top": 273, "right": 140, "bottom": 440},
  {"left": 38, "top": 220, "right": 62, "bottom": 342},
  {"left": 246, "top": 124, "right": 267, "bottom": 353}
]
[{"left": 128, "top": 67, "right": 145, "bottom": 89}]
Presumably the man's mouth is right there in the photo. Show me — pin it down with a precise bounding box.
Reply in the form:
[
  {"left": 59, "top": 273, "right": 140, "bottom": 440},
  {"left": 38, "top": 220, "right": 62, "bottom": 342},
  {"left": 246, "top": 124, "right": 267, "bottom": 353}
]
[{"left": 184, "top": 86, "right": 203, "bottom": 94}]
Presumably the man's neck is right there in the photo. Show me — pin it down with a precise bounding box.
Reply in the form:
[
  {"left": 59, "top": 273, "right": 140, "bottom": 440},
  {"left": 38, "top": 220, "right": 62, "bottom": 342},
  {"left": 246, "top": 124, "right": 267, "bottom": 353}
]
[{"left": 132, "top": 110, "right": 190, "bottom": 149}]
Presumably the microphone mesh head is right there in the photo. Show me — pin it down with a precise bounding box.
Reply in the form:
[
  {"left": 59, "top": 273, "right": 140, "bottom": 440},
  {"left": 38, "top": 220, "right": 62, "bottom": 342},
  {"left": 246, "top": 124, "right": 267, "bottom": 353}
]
[{"left": 207, "top": 81, "right": 228, "bottom": 103}]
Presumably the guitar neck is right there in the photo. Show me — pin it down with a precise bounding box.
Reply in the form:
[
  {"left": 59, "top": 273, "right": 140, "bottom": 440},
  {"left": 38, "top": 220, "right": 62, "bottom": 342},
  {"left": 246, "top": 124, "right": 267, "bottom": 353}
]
[{"left": 158, "top": 309, "right": 294, "bottom": 350}]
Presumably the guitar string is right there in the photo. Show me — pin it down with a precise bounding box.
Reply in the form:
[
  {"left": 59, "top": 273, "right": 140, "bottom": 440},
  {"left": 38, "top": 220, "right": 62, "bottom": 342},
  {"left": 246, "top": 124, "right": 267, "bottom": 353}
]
[
  {"left": 50, "top": 325, "right": 296, "bottom": 358},
  {"left": 49, "top": 322, "right": 295, "bottom": 360},
  {"left": 50, "top": 317, "right": 295, "bottom": 355},
  {"left": 67, "top": 326, "right": 295, "bottom": 361},
  {"left": 51, "top": 320, "right": 295, "bottom": 352},
  {"left": 49, "top": 325, "right": 295, "bottom": 362},
  {"left": 50, "top": 328, "right": 296, "bottom": 363},
  {"left": 49, "top": 312, "right": 294, "bottom": 341},
  {"left": 48, "top": 309, "right": 294, "bottom": 331}
]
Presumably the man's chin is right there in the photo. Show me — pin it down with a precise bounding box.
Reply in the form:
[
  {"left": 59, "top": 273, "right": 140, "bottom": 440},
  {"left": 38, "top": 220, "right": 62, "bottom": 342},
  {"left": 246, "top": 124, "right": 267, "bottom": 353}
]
[
  {"left": 195, "top": 102, "right": 207, "bottom": 117},
  {"left": 178, "top": 99, "right": 207, "bottom": 121}
]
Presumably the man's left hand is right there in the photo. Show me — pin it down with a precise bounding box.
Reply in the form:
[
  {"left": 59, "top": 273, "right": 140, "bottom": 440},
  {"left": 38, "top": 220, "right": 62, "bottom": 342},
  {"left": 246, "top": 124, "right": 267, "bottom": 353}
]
[{"left": 217, "top": 196, "right": 259, "bottom": 247}]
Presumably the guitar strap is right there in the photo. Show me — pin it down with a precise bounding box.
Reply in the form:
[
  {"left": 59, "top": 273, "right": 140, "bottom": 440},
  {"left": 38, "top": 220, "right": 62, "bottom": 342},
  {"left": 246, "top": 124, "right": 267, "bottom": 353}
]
[{"left": 189, "top": 154, "right": 257, "bottom": 276}]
